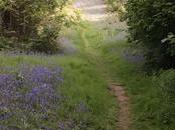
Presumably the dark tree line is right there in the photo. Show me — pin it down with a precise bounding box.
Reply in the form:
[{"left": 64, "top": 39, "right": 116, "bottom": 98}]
[
  {"left": 125, "top": 0, "right": 175, "bottom": 70},
  {"left": 106, "top": 0, "right": 175, "bottom": 70},
  {"left": 0, "top": 0, "right": 79, "bottom": 53}
]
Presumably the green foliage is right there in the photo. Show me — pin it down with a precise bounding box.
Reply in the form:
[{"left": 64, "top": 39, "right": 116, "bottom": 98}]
[
  {"left": 0, "top": 0, "right": 81, "bottom": 53},
  {"left": 0, "top": 37, "right": 14, "bottom": 50},
  {"left": 0, "top": 0, "right": 66, "bottom": 36},
  {"left": 106, "top": 0, "right": 126, "bottom": 19},
  {"left": 28, "top": 17, "right": 62, "bottom": 53},
  {"left": 125, "top": 0, "right": 175, "bottom": 69},
  {"left": 27, "top": 4, "right": 81, "bottom": 53},
  {"left": 28, "top": 40, "right": 59, "bottom": 54},
  {"left": 162, "top": 33, "right": 175, "bottom": 57},
  {"left": 0, "top": 37, "right": 8, "bottom": 50}
]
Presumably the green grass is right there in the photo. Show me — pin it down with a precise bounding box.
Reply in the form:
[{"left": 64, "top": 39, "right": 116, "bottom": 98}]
[
  {"left": 99, "top": 39, "right": 175, "bottom": 130},
  {"left": 69, "top": 23, "right": 175, "bottom": 130},
  {"left": 1, "top": 21, "right": 175, "bottom": 130},
  {"left": 0, "top": 52, "right": 117, "bottom": 129}
]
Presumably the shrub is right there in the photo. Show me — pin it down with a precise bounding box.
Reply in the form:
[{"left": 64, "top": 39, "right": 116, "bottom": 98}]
[
  {"left": 125, "top": 0, "right": 175, "bottom": 70},
  {"left": 106, "top": 0, "right": 126, "bottom": 19},
  {"left": 106, "top": 0, "right": 125, "bottom": 12},
  {"left": 28, "top": 14, "right": 64, "bottom": 54},
  {"left": 27, "top": 4, "right": 81, "bottom": 54},
  {"left": 28, "top": 39, "right": 59, "bottom": 54},
  {"left": 0, "top": 37, "right": 14, "bottom": 50},
  {"left": 0, "top": 0, "right": 68, "bottom": 39},
  {"left": 162, "top": 33, "right": 175, "bottom": 57},
  {"left": 0, "top": 1, "right": 80, "bottom": 54}
]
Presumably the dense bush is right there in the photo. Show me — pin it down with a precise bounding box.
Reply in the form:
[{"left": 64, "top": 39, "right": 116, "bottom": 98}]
[
  {"left": 0, "top": 0, "right": 80, "bottom": 53},
  {"left": 106, "top": 0, "right": 126, "bottom": 11},
  {"left": 0, "top": 37, "right": 9, "bottom": 50},
  {"left": 0, "top": 0, "right": 66, "bottom": 37},
  {"left": 27, "top": 17, "right": 62, "bottom": 53},
  {"left": 125, "top": 0, "right": 175, "bottom": 70},
  {"left": 156, "top": 69, "right": 175, "bottom": 124},
  {"left": 0, "top": 37, "right": 15, "bottom": 50},
  {"left": 106, "top": 0, "right": 126, "bottom": 19}
]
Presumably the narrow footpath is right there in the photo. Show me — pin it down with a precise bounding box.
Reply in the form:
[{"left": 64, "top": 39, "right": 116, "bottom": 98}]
[{"left": 74, "top": 0, "right": 131, "bottom": 129}]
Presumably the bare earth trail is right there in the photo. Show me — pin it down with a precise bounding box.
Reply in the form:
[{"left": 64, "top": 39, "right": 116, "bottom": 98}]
[{"left": 74, "top": 0, "right": 131, "bottom": 130}]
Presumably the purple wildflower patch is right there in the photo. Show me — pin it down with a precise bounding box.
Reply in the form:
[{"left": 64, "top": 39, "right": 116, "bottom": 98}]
[
  {"left": 0, "top": 65, "right": 63, "bottom": 129},
  {"left": 0, "top": 65, "right": 90, "bottom": 129},
  {"left": 122, "top": 49, "right": 145, "bottom": 63}
]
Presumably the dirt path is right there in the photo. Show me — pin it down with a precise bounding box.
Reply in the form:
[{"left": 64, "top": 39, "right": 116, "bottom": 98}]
[
  {"left": 109, "top": 82, "right": 131, "bottom": 130},
  {"left": 74, "top": 0, "right": 126, "bottom": 30},
  {"left": 74, "top": 0, "right": 131, "bottom": 130},
  {"left": 74, "top": 0, "right": 107, "bottom": 22}
]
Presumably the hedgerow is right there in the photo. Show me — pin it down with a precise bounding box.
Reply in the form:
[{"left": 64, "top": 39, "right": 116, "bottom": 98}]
[{"left": 125, "top": 0, "right": 175, "bottom": 70}]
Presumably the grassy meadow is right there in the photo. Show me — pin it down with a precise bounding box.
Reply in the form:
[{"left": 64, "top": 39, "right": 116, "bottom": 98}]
[{"left": 0, "top": 22, "right": 174, "bottom": 130}]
